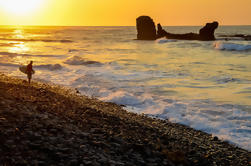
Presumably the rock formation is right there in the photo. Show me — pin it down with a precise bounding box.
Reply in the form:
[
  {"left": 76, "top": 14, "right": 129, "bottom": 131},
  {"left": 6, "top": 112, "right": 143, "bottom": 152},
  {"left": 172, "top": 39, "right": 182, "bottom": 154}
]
[
  {"left": 218, "top": 34, "right": 251, "bottom": 41},
  {"left": 136, "top": 16, "right": 219, "bottom": 41},
  {"left": 156, "top": 23, "right": 168, "bottom": 38},
  {"left": 156, "top": 22, "right": 218, "bottom": 41},
  {"left": 136, "top": 16, "right": 157, "bottom": 40},
  {"left": 199, "top": 21, "right": 219, "bottom": 40}
]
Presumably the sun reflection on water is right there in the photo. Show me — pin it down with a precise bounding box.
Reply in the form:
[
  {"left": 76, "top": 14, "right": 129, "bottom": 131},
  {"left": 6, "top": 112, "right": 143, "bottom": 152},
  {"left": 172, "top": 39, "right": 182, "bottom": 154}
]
[
  {"left": 13, "top": 29, "right": 25, "bottom": 39},
  {"left": 9, "top": 42, "right": 30, "bottom": 53},
  {"left": 13, "top": 56, "right": 30, "bottom": 66},
  {"left": 8, "top": 29, "right": 30, "bottom": 54},
  {"left": 7, "top": 28, "right": 33, "bottom": 65}
]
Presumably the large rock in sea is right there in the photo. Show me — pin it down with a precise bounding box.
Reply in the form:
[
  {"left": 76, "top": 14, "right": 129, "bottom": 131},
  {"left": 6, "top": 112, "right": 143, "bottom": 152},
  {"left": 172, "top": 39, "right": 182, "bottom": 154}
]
[
  {"left": 199, "top": 21, "right": 219, "bottom": 40},
  {"left": 136, "top": 15, "right": 219, "bottom": 41},
  {"left": 156, "top": 23, "right": 168, "bottom": 39},
  {"left": 156, "top": 22, "right": 218, "bottom": 41},
  {"left": 136, "top": 16, "right": 156, "bottom": 40}
]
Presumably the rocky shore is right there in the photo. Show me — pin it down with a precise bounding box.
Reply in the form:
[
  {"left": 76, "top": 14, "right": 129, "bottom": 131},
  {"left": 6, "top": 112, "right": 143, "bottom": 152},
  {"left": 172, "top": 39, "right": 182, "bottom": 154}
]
[{"left": 0, "top": 73, "right": 250, "bottom": 166}]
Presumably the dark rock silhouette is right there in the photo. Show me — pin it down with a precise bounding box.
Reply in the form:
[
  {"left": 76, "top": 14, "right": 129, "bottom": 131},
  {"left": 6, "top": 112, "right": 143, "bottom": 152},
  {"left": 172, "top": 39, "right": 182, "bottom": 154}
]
[
  {"left": 156, "top": 23, "right": 168, "bottom": 38},
  {"left": 157, "top": 23, "right": 198, "bottom": 40},
  {"left": 199, "top": 22, "right": 219, "bottom": 40},
  {"left": 156, "top": 22, "right": 218, "bottom": 41},
  {"left": 136, "top": 16, "right": 157, "bottom": 40},
  {"left": 136, "top": 16, "right": 219, "bottom": 41},
  {"left": 219, "top": 34, "right": 251, "bottom": 41}
]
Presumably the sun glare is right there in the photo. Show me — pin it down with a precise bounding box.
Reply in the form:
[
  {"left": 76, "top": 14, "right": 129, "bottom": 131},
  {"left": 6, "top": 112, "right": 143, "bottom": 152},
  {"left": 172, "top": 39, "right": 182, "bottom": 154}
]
[{"left": 0, "top": 0, "right": 42, "bottom": 15}]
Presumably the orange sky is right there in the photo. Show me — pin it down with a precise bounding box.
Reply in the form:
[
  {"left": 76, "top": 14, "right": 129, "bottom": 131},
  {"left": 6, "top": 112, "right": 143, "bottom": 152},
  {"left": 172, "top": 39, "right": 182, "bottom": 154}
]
[{"left": 0, "top": 0, "right": 250, "bottom": 26}]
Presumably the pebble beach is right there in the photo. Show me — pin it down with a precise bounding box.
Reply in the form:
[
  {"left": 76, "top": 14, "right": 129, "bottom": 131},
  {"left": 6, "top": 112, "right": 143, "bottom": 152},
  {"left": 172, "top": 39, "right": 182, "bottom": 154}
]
[{"left": 0, "top": 73, "right": 250, "bottom": 166}]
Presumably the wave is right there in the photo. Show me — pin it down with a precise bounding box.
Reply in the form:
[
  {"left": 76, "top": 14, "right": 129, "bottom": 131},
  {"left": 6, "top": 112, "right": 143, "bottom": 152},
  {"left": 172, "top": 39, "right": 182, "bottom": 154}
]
[
  {"left": 156, "top": 38, "right": 177, "bottom": 44},
  {"left": 0, "top": 52, "right": 63, "bottom": 57},
  {"left": 211, "top": 75, "right": 241, "bottom": 84},
  {"left": 77, "top": 81, "right": 251, "bottom": 151},
  {"left": 100, "top": 91, "right": 143, "bottom": 106},
  {"left": 216, "top": 38, "right": 244, "bottom": 41},
  {"left": 214, "top": 42, "right": 251, "bottom": 51},
  {"left": 66, "top": 73, "right": 251, "bottom": 150},
  {"left": 35, "top": 64, "right": 63, "bottom": 71},
  {"left": 64, "top": 56, "right": 102, "bottom": 66},
  {"left": 218, "top": 34, "right": 251, "bottom": 41},
  {"left": 0, "top": 43, "right": 16, "bottom": 47},
  {"left": 68, "top": 49, "right": 79, "bottom": 53},
  {"left": 0, "top": 38, "right": 73, "bottom": 43},
  {"left": 0, "top": 62, "right": 19, "bottom": 67},
  {"left": 0, "top": 62, "right": 62, "bottom": 71},
  {"left": 0, "top": 62, "right": 62, "bottom": 70}
]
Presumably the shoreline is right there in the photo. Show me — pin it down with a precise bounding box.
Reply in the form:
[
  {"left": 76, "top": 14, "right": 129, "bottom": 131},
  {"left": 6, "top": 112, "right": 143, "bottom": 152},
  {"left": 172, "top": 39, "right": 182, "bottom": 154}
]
[{"left": 0, "top": 73, "right": 250, "bottom": 165}]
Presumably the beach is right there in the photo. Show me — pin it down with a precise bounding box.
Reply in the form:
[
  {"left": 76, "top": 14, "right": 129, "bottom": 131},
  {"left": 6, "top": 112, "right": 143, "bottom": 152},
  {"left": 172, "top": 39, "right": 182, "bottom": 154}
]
[
  {"left": 0, "top": 0, "right": 251, "bottom": 165},
  {"left": 0, "top": 73, "right": 250, "bottom": 165},
  {"left": 1, "top": 26, "right": 251, "bottom": 151}
]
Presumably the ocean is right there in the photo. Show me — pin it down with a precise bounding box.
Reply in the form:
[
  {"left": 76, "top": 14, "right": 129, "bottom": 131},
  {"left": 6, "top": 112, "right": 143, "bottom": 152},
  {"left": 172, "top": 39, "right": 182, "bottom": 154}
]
[{"left": 0, "top": 25, "right": 250, "bottom": 151}]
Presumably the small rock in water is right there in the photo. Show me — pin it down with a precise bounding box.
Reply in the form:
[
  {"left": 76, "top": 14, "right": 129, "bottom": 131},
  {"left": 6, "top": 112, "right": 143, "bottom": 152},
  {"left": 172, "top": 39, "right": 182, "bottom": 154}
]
[
  {"left": 75, "top": 88, "right": 81, "bottom": 94},
  {"left": 213, "top": 136, "right": 218, "bottom": 141}
]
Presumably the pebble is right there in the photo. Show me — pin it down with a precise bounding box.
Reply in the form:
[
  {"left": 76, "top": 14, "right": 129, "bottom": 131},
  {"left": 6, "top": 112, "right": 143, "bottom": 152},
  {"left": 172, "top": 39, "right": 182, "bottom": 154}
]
[{"left": 0, "top": 75, "right": 250, "bottom": 166}]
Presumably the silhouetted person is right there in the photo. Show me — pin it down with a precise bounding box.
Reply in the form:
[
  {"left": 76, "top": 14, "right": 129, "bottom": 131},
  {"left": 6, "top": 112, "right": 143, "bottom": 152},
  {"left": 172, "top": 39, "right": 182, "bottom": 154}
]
[{"left": 26, "top": 61, "right": 33, "bottom": 84}]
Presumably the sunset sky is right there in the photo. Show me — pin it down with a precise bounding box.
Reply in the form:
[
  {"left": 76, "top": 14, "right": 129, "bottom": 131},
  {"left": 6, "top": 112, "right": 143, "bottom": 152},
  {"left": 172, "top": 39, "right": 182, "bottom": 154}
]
[{"left": 0, "top": 0, "right": 250, "bottom": 26}]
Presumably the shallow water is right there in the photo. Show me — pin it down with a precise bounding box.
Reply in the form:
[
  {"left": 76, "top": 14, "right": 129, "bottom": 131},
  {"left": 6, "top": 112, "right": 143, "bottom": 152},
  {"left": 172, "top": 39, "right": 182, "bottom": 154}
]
[{"left": 0, "top": 25, "right": 250, "bottom": 150}]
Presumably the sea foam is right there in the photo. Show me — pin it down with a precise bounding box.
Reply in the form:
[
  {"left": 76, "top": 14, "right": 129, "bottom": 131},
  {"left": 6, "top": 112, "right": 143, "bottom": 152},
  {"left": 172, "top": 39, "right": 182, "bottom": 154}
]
[
  {"left": 214, "top": 42, "right": 251, "bottom": 51},
  {"left": 156, "top": 38, "right": 177, "bottom": 44}
]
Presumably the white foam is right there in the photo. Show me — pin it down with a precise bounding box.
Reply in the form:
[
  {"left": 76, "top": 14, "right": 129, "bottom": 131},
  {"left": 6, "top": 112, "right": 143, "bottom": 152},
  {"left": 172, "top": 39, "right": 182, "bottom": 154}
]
[
  {"left": 214, "top": 42, "right": 251, "bottom": 51},
  {"left": 156, "top": 38, "right": 177, "bottom": 44},
  {"left": 64, "top": 56, "right": 102, "bottom": 66},
  {"left": 68, "top": 71, "right": 251, "bottom": 150},
  {"left": 100, "top": 91, "right": 142, "bottom": 106},
  {"left": 2, "top": 55, "right": 251, "bottom": 151}
]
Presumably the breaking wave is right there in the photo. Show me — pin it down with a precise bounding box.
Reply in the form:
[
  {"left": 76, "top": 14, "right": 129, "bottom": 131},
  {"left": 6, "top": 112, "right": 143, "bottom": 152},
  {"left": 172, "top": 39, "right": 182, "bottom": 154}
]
[
  {"left": 0, "top": 62, "right": 19, "bottom": 67},
  {"left": 156, "top": 38, "right": 177, "bottom": 44},
  {"left": 214, "top": 42, "right": 251, "bottom": 51},
  {"left": 35, "top": 64, "right": 63, "bottom": 71},
  {"left": 64, "top": 56, "right": 102, "bottom": 66},
  {"left": 0, "top": 62, "right": 62, "bottom": 71}
]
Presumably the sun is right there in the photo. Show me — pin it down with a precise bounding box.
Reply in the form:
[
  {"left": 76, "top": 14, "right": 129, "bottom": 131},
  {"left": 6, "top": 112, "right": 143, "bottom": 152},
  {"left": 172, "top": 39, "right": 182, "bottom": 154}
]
[{"left": 0, "top": 0, "right": 42, "bottom": 15}]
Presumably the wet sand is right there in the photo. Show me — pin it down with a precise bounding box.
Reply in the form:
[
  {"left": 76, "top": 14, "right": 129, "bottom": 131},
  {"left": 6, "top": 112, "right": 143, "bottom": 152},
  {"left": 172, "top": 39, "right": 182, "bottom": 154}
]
[{"left": 0, "top": 73, "right": 250, "bottom": 166}]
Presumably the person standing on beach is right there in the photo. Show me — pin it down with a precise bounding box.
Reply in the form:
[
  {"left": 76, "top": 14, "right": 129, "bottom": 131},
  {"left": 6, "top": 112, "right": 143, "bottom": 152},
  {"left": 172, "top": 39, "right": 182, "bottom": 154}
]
[{"left": 26, "top": 61, "right": 33, "bottom": 84}]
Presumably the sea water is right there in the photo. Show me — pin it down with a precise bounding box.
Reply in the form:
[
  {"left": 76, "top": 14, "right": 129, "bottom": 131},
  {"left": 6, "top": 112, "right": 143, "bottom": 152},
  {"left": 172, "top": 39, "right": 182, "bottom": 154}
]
[{"left": 0, "top": 25, "right": 250, "bottom": 150}]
